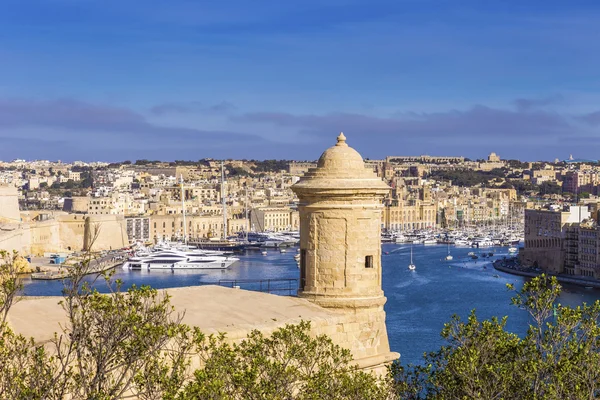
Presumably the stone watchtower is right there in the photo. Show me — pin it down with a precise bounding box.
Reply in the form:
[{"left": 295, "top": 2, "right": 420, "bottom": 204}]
[{"left": 291, "top": 133, "right": 398, "bottom": 371}]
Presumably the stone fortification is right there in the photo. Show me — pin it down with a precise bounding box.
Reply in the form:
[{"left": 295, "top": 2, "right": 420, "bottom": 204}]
[
  {"left": 291, "top": 133, "right": 398, "bottom": 373},
  {"left": 83, "top": 214, "right": 128, "bottom": 251},
  {"left": 0, "top": 212, "right": 127, "bottom": 255},
  {"left": 0, "top": 186, "right": 20, "bottom": 223},
  {"left": 8, "top": 285, "right": 391, "bottom": 373}
]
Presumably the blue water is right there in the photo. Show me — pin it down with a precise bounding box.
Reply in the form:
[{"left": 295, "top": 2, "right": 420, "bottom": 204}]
[{"left": 22, "top": 244, "right": 600, "bottom": 366}]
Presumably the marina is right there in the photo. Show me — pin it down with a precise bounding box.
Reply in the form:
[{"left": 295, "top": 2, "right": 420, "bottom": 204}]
[{"left": 20, "top": 242, "right": 600, "bottom": 366}]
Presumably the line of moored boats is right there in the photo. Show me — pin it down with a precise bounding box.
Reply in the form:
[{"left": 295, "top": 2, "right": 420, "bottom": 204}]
[{"left": 382, "top": 227, "right": 524, "bottom": 249}]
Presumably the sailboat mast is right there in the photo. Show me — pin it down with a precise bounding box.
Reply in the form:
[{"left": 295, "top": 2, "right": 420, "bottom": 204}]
[
  {"left": 221, "top": 161, "right": 228, "bottom": 239},
  {"left": 180, "top": 174, "right": 187, "bottom": 244},
  {"left": 245, "top": 187, "right": 249, "bottom": 241}
]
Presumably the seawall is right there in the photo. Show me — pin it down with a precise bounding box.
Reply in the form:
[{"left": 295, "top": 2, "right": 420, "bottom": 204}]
[{"left": 493, "top": 261, "right": 600, "bottom": 289}]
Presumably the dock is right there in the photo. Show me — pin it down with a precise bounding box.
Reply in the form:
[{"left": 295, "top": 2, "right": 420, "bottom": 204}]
[{"left": 30, "top": 253, "right": 126, "bottom": 281}]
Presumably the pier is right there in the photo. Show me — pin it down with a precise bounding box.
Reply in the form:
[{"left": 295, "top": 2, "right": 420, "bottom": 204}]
[{"left": 30, "top": 253, "right": 126, "bottom": 280}]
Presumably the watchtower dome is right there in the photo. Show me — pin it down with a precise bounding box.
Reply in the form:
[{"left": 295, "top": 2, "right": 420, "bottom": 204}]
[{"left": 292, "top": 133, "right": 390, "bottom": 308}]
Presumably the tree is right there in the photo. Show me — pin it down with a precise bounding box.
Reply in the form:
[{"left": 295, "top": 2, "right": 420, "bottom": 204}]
[
  {"left": 392, "top": 274, "right": 600, "bottom": 399},
  {"left": 179, "top": 321, "right": 392, "bottom": 400}
]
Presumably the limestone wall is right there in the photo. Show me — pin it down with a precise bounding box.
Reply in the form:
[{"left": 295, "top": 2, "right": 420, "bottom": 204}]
[
  {"left": 0, "top": 214, "right": 127, "bottom": 255},
  {"left": 28, "top": 220, "right": 62, "bottom": 255},
  {"left": 57, "top": 214, "right": 87, "bottom": 251},
  {"left": 84, "top": 215, "right": 128, "bottom": 251},
  {"left": 0, "top": 225, "right": 26, "bottom": 253},
  {"left": 0, "top": 186, "right": 20, "bottom": 223}
]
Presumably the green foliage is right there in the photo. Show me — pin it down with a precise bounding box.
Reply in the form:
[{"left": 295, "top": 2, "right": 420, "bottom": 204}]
[
  {"left": 507, "top": 159, "right": 530, "bottom": 169},
  {"left": 394, "top": 275, "right": 600, "bottom": 399},
  {"left": 251, "top": 159, "right": 290, "bottom": 173},
  {"left": 225, "top": 164, "right": 250, "bottom": 177},
  {"left": 179, "top": 321, "right": 392, "bottom": 400},
  {"left": 539, "top": 181, "right": 562, "bottom": 195},
  {"left": 0, "top": 325, "right": 57, "bottom": 399},
  {"left": 57, "top": 279, "right": 193, "bottom": 399},
  {"left": 0, "top": 250, "right": 23, "bottom": 325}
]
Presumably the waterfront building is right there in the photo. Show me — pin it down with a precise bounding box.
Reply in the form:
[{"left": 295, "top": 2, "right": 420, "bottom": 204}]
[
  {"left": 522, "top": 205, "right": 590, "bottom": 274},
  {"left": 149, "top": 213, "right": 248, "bottom": 240},
  {"left": 249, "top": 206, "right": 299, "bottom": 232},
  {"left": 383, "top": 195, "right": 437, "bottom": 231},
  {"left": 126, "top": 216, "right": 151, "bottom": 243}
]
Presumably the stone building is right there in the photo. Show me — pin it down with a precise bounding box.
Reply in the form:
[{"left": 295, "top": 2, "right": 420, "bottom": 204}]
[
  {"left": 249, "top": 206, "right": 299, "bottom": 232},
  {"left": 521, "top": 205, "right": 590, "bottom": 273},
  {"left": 149, "top": 213, "right": 249, "bottom": 241},
  {"left": 126, "top": 216, "right": 151, "bottom": 243},
  {"left": 383, "top": 197, "right": 437, "bottom": 231},
  {"left": 288, "top": 161, "right": 317, "bottom": 176},
  {"left": 292, "top": 132, "right": 398, "bottom": 373}
]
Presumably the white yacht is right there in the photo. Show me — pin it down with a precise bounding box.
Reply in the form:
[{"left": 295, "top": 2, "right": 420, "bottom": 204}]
[{"left": 123, "top": 250, "right": 238, "bottom": 270}]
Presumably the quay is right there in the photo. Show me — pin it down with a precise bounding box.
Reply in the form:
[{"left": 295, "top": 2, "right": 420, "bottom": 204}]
[
  {"left": 493, "top": 259, "right": 600, "bottom": 289},
  {"left": 31, "top": 253, "right": 126, "bottom": 281}
]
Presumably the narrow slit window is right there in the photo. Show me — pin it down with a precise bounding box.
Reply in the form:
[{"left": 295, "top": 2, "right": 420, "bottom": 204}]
[
  {"left": 300, "top": 249, "right": 307, "bottom": 290},
  {"left": 365, "top": 255, "right": 374, "bottom": 268}
]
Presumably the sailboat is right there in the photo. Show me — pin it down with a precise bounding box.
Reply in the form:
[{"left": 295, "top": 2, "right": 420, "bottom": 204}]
[
  {"left": 445, "top": 242, "right": 453, "bottom": 261},
  {"left": 408, "top": 244, "right": 416, "bottom": 271}
]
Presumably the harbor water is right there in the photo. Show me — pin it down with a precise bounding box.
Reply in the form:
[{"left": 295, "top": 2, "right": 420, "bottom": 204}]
[{"left": 21, "top": 244, "right": 600, "bottom": 366}]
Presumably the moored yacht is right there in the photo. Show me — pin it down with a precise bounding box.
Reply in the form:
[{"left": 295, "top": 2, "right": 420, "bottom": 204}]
[{"left": 123, "top": 250, "right": 238, "bottom": 270}]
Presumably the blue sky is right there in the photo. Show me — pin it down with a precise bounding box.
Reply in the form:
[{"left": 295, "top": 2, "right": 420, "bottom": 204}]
[{"left": 1, "top": 0, "right": 600, "bottom": 162}]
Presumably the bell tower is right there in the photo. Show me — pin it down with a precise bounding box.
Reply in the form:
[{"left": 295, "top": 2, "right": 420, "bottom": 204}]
[{"left": 292, "top": 133, "right": 397, "bottom": 371}]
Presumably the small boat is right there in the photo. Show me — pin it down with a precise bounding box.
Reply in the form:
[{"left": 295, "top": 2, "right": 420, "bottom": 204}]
[
  {"left": 294, "top": 254, "right": 300, "bottom": 261},
  {"left": 408, "top": 244, "right": 416, "bottom": 271},
  {"left": 508, "top": 247, "right": 518, "bottom": 253},
  {"left": 280, "top": 248, "right": 287, "bottom": 253},
  {"left": 261, "top": 251, "right": 268, "bottom": 256},
  {"left": 470, "top": 254, "right": 479, "bottom": 260},
  {"left": 493, "top": 274, "right": 500, "bottom": 278},
  {"left": 468, "top": 252, "right": 475, "bottom": 256}
]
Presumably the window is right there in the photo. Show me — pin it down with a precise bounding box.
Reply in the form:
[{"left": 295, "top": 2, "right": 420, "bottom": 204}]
[
  {"left": 300, "top": 249, "right": 307, "bottom": 291},
  {"left": 365, "top": 255, "right": 374, "bottom": 268}
]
